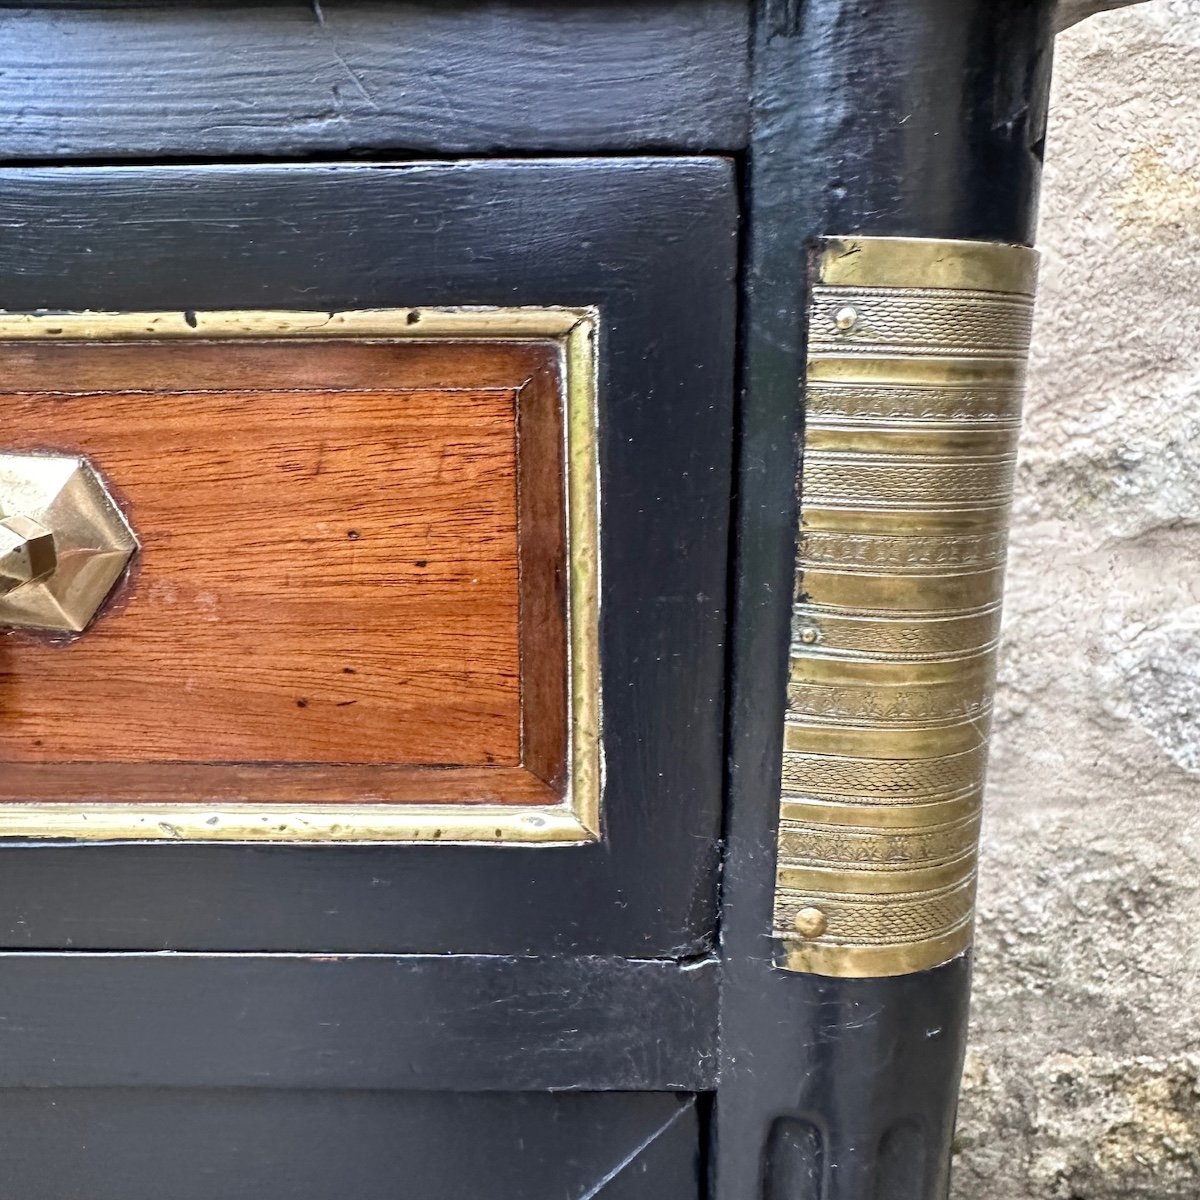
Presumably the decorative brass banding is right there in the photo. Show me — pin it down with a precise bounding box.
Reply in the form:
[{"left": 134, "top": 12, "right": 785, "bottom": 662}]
[
  {"left": 792, "top": 607, "right": 1004, "bottom": 663},
  {"left": 809, "top": 287, "right": 1035, "bottom": 357},
  {"left": 805, "top": 380, "right": 1024, "bottom": 426},
  {"left": 775, "top": 235, "right": 1038, "bottom": 978},
  {"left": 780, "top": 746, "right": 987, "bottom": 802}
]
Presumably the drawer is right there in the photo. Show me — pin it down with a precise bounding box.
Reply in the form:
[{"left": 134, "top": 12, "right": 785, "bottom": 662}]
[{"left": 0, "top": 159, "right": 738, "bottom": 956}]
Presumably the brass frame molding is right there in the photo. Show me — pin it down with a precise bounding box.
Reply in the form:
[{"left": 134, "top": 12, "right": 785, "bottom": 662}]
[
  {"left": 775, "top": 237, "right": 1038, "bottom": 977},
  {"left": 0, "top": 307, "right": 602, "bottom": 846}
]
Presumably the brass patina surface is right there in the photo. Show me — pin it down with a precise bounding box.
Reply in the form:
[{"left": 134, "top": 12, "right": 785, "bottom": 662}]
[
  {"left": 776, "top": 236, "right": 1039, "bottom": 977},
  {"left": 0, "top": 453, "right": 137, "bottom": 633},
  {"left": 0, "top": 308, "right": 601, "bottom": 845}
]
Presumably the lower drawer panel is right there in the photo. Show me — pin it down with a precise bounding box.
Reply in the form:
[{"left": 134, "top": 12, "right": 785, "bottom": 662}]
[{"left": 0, "top": 1089, "right": 701, "bottom": 1200}]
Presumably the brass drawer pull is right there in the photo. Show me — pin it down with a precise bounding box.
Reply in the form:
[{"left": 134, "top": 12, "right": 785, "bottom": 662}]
[
  {"left": 0, "top": 453, "right": 137, "bottom": 634},
  {"left": 0, "top": 514, "right": 57, "bottom": 593}
]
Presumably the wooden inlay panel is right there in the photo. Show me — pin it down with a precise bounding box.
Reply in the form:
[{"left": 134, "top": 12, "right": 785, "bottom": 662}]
[{"left": 0, "top": 338, "right": 571, "bottom": 808}]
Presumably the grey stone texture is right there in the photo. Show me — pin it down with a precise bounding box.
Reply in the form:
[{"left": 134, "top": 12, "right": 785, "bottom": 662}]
[
  {"left": 1057, "top": 0, "right": 1153, "bottom": 31},
  {"left": 952, "top": 3, "right": 1200, "bottom": 1196}
]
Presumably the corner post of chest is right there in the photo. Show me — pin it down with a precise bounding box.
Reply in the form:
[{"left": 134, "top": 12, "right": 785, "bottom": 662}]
[{"left": 716, "top": 1, "right": 1057, "bottom": 1197}]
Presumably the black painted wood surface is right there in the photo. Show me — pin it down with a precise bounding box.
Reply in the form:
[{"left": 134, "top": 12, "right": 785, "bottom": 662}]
[
  {"left": 0, "top": 953, "right": 718, "bottom": 1090},
  {"left": 0, "top": 1, "right": 750, "bottom": 159},
  {"left": 0, "top": 1090, "right": 701, "bottom": 1200},
  {"left": 0, "top": 159, "right": 738, "bottom": 958},
  {"left": 714, "top": 1, "right": 1055, "bottom": 1197}
]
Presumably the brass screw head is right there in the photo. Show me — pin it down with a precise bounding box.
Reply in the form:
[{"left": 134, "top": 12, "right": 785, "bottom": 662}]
[
  {"left": 833, "top": 305, "right": 859, "bottom": 332},
  {"left": 792, "top": 906, "right": 829, "bottom": 939},
  {"left": 798, "top": 626, "right": 820, "bottom": 645}
]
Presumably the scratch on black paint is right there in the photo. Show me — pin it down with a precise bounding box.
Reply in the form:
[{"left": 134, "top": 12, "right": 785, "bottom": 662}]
[
  {"left": 575, "top": 1103, "right": 692, "bottom": 1199},
  {"left": 310, "top": 0, "right": 379, "bottom": 110}
]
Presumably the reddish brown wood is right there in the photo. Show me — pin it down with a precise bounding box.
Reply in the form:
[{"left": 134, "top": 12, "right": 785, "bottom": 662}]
[
  {"left": 0, "top": 339, "right": 569, "bottom": 806},
  {"left": 0, "top": 764, "right": 558, "bottom": 806},
  {"left": 515, "top": 362, "right": 569, "bottom": 789}
]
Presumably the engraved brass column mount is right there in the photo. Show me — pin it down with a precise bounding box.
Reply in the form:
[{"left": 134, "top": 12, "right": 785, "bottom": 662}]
[
  {"left": 775, "top": 236, "right": 1039, "bottom": 978},
  {"left": 0, "top": 453, "right": 137, "bottom": 633}
]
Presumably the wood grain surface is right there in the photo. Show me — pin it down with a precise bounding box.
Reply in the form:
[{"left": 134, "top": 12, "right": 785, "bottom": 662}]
[
  {"left": 0, "top": 338, "right": 568, "bottom": 804},
  {"left": 0, "top": 1, "right": 750, "bottom": 159}
]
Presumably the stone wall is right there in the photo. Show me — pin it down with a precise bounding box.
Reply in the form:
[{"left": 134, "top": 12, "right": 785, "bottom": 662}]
[{"left": 952, "top": 2, "right": 1200, "bottom": 1196}]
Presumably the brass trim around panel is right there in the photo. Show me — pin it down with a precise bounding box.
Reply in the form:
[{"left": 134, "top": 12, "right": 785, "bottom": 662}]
[
  {"left": 0, "top": 307, "right": 603, "bottom": 845},
  {"left": 0, "top": 802, "right": 594, "bottom": 845},
  {"left": 775, "top": 237, "right": 1037, "bottom": 977},
  {"left": 0, "top": 307, "right": 589, "bottom": 341}
]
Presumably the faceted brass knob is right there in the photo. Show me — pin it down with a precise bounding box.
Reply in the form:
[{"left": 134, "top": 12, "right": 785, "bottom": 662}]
[
  {"left": 0, "top": 515, "right": 57, "bottom": 593},
  {"left": 0, "top": 453, "right": 137, "bottom": 633}
]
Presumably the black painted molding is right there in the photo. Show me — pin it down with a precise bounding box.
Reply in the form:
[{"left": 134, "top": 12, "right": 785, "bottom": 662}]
[
  {"left": 0, "top": 1, "right": 750, "bottom": 159},
  {"left": 0, "top": 952, "right": 719, "bottom": 1091}
]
